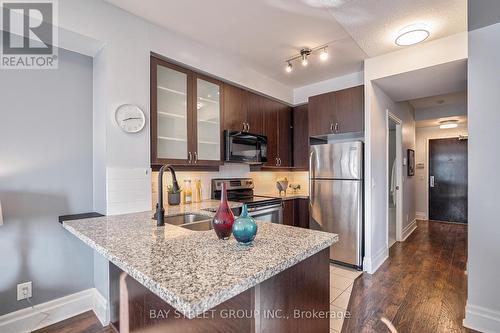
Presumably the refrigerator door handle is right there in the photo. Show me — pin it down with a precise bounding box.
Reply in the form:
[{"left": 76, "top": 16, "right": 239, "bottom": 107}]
[{"left": 309, "top": 149, "right": 315, "bottom": 206}]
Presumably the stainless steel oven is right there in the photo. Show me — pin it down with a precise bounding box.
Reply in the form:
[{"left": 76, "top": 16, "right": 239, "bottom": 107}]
[
  {"left": 247, "top": 203, "right": 283, "bottom": 224},
  {"left": 211, "top": 178, "right": 283, "bottom": 224},
  {"left": 224, "top": 130, "right": 267, "bottom": 164}
]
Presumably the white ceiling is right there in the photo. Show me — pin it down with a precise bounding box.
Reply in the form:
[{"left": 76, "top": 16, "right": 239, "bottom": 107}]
[
  {"left": 373, "top": 59, "right": 467, "bottom": 102},
  {"left": 409, "top": 91, "right": 468, "bottom": 128},
  {"left": 409, "top": 91, "right": 467, "bottom": 110},
  {"left": 327, "top": 0, "right": 467, "bottom": 57},
  {"left": 105, "top": 0, "right": 467, "bottom": 88}
]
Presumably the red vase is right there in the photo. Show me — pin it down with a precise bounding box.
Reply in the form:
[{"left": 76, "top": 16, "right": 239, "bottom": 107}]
[{"left": 212, "top": 182, "right": 235, "bottom": 240}]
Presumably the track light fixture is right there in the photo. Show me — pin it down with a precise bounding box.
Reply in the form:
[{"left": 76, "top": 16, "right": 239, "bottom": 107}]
[
  {"left": 320, "top": 47, "right": 328, "bottom": 61},
  {"left": 284, "top": 45, "right": 329, "bottom": 73}
]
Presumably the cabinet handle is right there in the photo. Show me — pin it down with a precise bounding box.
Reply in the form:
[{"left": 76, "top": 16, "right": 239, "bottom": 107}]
[
  {"left": 335, "top": 122, "right": 339, "bottom": 133},
  {"left": 275, "top": 157, "right": 278, "bottom": 166},
  {"left": 194, "top": 152, "right": 198, "bottom": 164},
  {"left": 330, "top": 123, "right": 334, "bottom": 133},
  {"left": 247, "top": 123, "right": 250, "bottom": 132},
  {"left": 188, "top": 152, "right": 192, "bottom": 164},
  {"left": 279, "top": 157, "right": 282, "bottom": 166},
  {"left": 242, "top": 122, "right": 246, "bottom": 132}
]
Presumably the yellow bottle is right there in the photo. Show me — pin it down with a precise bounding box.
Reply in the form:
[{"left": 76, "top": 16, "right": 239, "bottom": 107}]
[
  {"left": 194, "top": 179, "right": 202, "bottom": 202},
  {"left": 184, "top": 179, "right": 192, "bottom": 204}
]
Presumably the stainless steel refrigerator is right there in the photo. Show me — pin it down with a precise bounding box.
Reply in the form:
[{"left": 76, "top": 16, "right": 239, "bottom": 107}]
[{"left": 309, "top": 141, "right": 363, "bottom": 268}]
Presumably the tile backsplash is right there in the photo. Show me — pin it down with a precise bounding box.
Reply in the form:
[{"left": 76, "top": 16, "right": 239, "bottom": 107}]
[{"left": 151, "top": 164, "right": 309, "bottom": 208}]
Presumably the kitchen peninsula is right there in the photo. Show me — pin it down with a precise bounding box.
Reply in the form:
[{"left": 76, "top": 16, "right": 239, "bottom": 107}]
[{"left": 63, "top": 200, "right": 338, "bottom": 333}]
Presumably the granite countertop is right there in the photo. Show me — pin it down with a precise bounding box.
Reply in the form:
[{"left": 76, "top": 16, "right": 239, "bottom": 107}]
[
  {"left": 256, "top": 191, "right": 309, "bottom": 200},
  {"left": 62, "top": 200, "right": 337, "bottom": 319}
]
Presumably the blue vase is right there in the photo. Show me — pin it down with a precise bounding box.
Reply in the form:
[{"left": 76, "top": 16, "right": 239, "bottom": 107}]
[{"left": 232, "top": 204, "right": 258, "bottom": 245}]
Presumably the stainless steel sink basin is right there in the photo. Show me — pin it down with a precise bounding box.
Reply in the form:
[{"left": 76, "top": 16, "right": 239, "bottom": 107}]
[
  {"left": 180, "top": 220, "right": 212, "bottom": 231},
  {"left": 162, "top": 213, "right": 210, "bottom": 225},
  {"left": 155, "top": 213, "right": 213, "bottom": 231}
]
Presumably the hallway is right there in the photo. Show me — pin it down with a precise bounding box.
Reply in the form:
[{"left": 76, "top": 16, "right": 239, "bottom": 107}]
[{"left": 342, "top": 220, "right": 474, "bottom": 333}]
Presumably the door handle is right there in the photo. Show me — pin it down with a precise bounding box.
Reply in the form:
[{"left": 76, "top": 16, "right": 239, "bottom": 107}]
[
  {"left": 193, "top": 152, "right": 198, "bottom": 164},
  {"left": 430, "top": 176, "right": 435, "bottom": 187},
  {"left": 188, "top": 152, "right": 192, "bottom": 164},
  {"left": 309, "top": 149, "right": 315, "bottom": 206}
]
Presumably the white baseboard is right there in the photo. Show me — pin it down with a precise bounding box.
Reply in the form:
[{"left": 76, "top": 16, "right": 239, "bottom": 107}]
[
  {"left": 92, "top": 288, "right": 109, "bottom": 326},
  {"left": 0, "top": 288, "right": 108, "bottom": 333},
  {"left": 401, "top": 219, "right": 418, "bottom": 241},
  {"left": 464, "top": 302, "right": 500, "bottom": 333},
  {"left": 415, "top": 211, "right": 427, "bottom": 220},
  {"left": 363, "top": 246, "right": 389, "bottom": 274}
]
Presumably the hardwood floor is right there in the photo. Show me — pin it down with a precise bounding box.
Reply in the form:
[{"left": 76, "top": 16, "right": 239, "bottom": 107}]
[
  {"left": 33, "top": 311, "right": 114, "bottom": 333},
  {"left": 342, "top": 220, "right": 476, "bottom": 333}
]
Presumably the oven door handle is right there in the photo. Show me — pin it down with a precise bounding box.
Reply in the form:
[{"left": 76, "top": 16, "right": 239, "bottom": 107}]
[{"left": 247, "top": 204, "right": 282, "bottom": 213}]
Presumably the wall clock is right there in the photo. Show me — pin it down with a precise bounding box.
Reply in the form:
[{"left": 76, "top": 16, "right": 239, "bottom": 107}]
[{"left": 114, "top": 104, "right": 146, "bottom": 133}]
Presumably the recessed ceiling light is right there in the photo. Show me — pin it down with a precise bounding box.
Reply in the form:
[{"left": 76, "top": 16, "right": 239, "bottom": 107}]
[
  {"left": 439, "top": 120, "right": 458, "bottom": 129},
  {"left": 395, "top": 24, "right": 430, "bottom": 46}
]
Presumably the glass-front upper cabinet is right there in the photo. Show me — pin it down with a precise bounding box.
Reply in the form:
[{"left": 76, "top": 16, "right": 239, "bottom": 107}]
[
  {"left": 150, "top": 56, "right": 222, "bottom": 166},
  {"left": 195, "top": 76, "right": 221, "bottom": 162}
]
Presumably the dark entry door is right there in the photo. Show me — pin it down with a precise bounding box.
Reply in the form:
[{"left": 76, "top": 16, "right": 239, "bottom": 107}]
[{"left": 429, "top": 138, "right": 468, "bottom": 223}]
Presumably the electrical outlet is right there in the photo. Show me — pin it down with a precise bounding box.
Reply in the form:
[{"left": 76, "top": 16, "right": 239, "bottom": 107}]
[{"left": 17, "top": 281, "right": 32, "bottom": 301}]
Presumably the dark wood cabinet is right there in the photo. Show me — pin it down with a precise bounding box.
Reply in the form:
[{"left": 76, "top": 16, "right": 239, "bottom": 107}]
[
  {"left": 263, "top": 100, "right": 292, "bottom": 167},
  {"left": 292, "top": 104, "right": 309, "bottom": 169},
  {"left": 223, "top": 83, "right": 247, "bottom": 132},
  {"left": 295, "top": 199, "right": 310, "bottom": 229},
  {"left": 308, "top": 91, "right": 336, "bottom": 137},
  {"left": 263, "top": 99, "right": 279, "bottom": 167},
  {"left": 246, "top": 91, "right": 264, "bottom": 135},
  {"left": 278, "top": 105, "right": 292, "bottom": 167},
  {"left": 335, "top": 85, "right": 364, "bottom": 133},
  {"left": 282, "top": 198, "right": 309, "bottom": 228},
  {"left": 283, "top": 200, "right": 294, "bottom": 226},
  {"left": 223, "top": 86, "right": 264, "bottom": 134},
  {"left": 308, "top": 85, "right": 364, "bottom": 137}
]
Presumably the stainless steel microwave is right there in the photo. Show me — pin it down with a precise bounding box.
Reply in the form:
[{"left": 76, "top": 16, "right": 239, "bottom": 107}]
[{"left": 224, "top": 130, "right": 267, "bottom": 164}]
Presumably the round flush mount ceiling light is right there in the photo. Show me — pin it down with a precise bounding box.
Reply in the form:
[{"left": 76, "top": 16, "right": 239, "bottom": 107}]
[
  {"left": 395, "top": 24, "right": 430, "bottom": 46},
  {"left": 439, "top": 119, "right": 459, "bottom": 129}
]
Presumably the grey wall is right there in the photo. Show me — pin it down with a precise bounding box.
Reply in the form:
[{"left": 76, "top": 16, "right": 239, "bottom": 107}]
[
  {"left": 391, "top": 101, "right": 416, "bottom": 229},
  {"left": 0, "top": 48, "right": 94, "bottom": 315},
  {"left": 464, "top": 21, "right": 500, "bottom": 331},
  {"left": 468, "top": 0, "right": 500, "bottom": 31}
]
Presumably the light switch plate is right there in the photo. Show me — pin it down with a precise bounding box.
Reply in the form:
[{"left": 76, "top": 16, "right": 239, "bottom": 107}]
[{"left": 17, "top": 281, "right": 32, "bottom": 301}]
